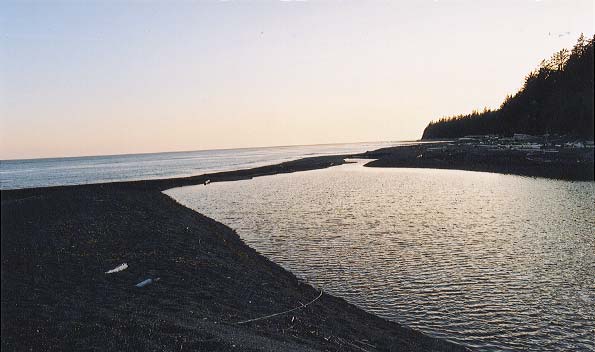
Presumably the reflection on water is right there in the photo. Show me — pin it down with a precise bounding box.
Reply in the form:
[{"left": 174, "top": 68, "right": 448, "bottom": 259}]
[{"left": 166, "top": 161, "right": 595, "bottom": 352}]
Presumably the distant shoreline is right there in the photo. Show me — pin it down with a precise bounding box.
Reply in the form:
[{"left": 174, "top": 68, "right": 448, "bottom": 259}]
[{"left": 358, "top": 135, "right": 594, "bottom": 181}]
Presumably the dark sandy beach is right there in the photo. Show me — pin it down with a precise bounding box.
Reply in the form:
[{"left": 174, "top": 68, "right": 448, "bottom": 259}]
[
  {"left": 359, "top": 136, "right": 594, "bottom": 181},
  {"left": 2, "top": 140, "right": 593, "bottom": 351},
  {"left": 1, "top": 155, "right": 467, "bottom": 352}
]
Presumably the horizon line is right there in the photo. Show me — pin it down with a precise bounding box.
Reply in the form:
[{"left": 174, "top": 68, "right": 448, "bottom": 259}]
[{"left": 0, "top": 139, "right": 417, "bottom": 163}]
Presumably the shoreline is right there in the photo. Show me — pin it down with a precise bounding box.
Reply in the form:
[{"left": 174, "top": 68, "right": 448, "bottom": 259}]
[
  {"left": 1, "top": 155, "right": 467, "bottom": 351},
  {"left": 358, "top": 136, "right": 594, "bottom": 181},
  {"left": 3, "top": 140, "right": 593, "bottom": 351}
]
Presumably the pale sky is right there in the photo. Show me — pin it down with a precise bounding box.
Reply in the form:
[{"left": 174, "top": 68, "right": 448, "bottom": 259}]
[{"left": 1, "top": 0, "right": 593, "bottom": 160}]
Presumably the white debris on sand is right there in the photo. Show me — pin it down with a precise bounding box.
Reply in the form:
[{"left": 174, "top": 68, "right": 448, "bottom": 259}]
[{"left": 105, "top": 263, "right": 128, "bottom": 274}]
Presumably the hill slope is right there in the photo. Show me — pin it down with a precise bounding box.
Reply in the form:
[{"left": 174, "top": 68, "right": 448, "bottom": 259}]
[{"left": 422, "top": 35, "right": 594, "bottom": 139}]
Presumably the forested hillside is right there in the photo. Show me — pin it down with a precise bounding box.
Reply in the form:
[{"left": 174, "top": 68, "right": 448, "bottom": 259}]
[{"left": 422, "top": 35, "right": 594, "bottom": 139}]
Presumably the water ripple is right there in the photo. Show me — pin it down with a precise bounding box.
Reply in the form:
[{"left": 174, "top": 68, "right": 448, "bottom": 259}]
[{"left": 166, "top": 162, "right": 595, "bottom": 351}]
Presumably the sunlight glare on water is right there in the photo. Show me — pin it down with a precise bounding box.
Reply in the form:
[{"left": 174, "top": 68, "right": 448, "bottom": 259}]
[{"left": 166, "top": 161, "right": 595, "bottom": 352}]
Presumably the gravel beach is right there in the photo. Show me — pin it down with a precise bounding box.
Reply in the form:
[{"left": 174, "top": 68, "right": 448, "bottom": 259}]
[
  {"left": 4, "top": 139, "right": 591, "bottom": 351},
  {"left": 1, "top": 155, "right": 468, "bottom": 352}
]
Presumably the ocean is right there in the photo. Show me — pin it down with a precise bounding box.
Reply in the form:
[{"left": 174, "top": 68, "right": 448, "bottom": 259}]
[{"left": 0, "top": 141, "right": 399, "bottom": 190}]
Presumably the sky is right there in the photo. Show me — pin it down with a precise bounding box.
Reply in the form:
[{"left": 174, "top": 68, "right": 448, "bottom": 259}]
[{"left": 0, "top": 1, "right": 593, "bottom": 160}]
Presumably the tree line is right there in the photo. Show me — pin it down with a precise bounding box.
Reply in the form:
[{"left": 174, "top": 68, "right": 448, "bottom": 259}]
[{"left": 422, "top": 35, "right": 594, "bottom": 139}]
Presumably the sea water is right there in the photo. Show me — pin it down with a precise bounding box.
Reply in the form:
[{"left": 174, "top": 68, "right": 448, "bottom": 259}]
[{"left": 0, "top": 141, "right": 397, "bottom": 190}]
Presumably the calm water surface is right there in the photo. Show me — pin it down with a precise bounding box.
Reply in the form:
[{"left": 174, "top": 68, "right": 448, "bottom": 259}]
[
  {"left": 166, "top": 161, "right": 595, "bottom": 352},
  {"left": 0, "top": 141, "right": 399, "bottom": 189}
]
